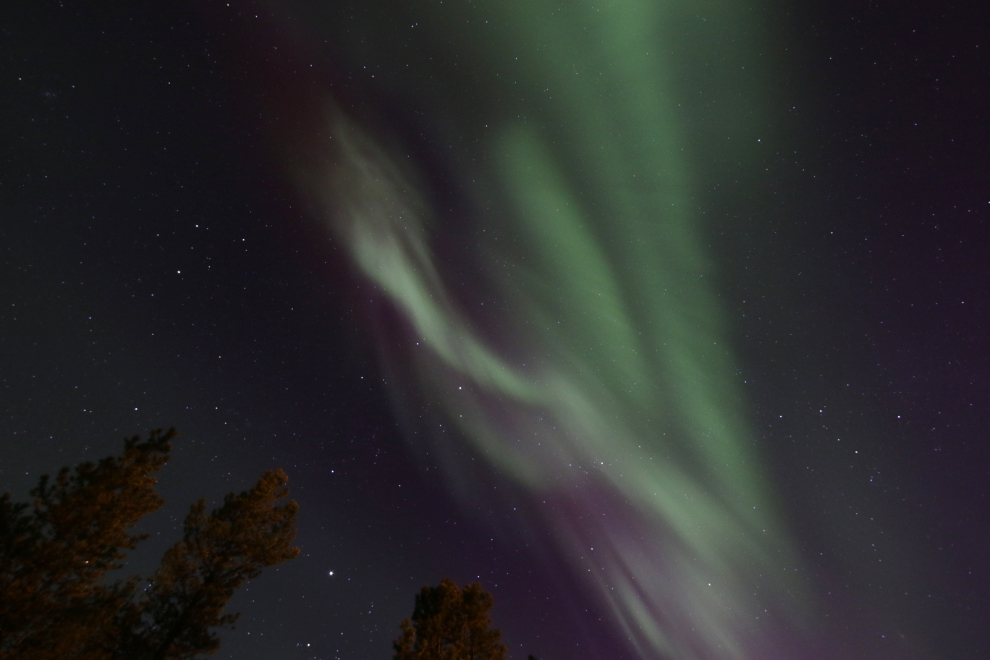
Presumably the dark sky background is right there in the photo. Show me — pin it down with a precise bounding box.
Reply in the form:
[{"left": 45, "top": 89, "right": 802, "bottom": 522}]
[{"left": 2, "top": 1, "right": 988, "bottom": 659}]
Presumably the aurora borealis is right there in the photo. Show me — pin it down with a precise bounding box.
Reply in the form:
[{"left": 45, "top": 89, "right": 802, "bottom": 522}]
[
  {"left": 285, "top": 2, "right": 809, "bottom": 656},
  {"left": 3, "top": 0, "right": 989, "bottom": 659}
]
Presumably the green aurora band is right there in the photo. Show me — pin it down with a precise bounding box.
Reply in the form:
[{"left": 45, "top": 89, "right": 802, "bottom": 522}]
[{"left": 284, "top": 0, "right": 817, "bottom": 657}]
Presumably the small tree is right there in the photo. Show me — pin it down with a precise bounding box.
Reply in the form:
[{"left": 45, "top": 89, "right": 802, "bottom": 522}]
[
  {"left": 393, "top": 578, "right": 507, "bottom": 660},
  {"left": 0, "top": 429, "right": 300, "bottom": 660}
]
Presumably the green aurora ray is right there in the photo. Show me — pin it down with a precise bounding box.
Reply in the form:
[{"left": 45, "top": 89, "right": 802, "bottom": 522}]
[{"left": 282, "top": 0, "right": 817, "bottom": 657}]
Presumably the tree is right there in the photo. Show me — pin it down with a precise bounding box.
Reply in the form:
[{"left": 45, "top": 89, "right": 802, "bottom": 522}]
[
  {"left": 122, "top": 469, "right": 300, "bottom": 660},
  {"left": 393, "top": 578, "right": 507, "bottom": 660},
  {"left": 1, "top": 429, "right": 173, "bottom": 659},
  {"left": 0, "top": 429, "right": 300, "bottom": 660}
]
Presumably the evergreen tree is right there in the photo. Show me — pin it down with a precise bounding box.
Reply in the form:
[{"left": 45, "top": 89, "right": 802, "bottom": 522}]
[
  {"left": 123, "top": 469, "right": 299, "bottom": 660},
  {"left": 394, "top": 578, "right": 507, "bottom": 660},
  {"left": 0, "top": 430, "right": 299, "bottom": 660},
  {"left": 1, "top": 430, "right": 173, "bottom": 659}
]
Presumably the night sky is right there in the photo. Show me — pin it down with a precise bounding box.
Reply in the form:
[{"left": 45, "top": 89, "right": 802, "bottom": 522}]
[{"left": 2, "top": 1, "right": 988, "bottom": 659}]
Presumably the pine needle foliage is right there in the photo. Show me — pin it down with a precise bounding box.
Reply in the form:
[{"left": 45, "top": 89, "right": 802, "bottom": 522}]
[
  {"left": 394, "top": 578, "right": 507, "bottom": 660},
  {"left": 0, "top": 430, "right": 299, "bottom": 660}
]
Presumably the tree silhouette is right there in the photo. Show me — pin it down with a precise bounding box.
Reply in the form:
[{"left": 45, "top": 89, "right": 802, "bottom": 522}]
[
  {"left": 0, "top": 429, "right": 299, "bottom": 660},
  {"left": 393, "top": 578, "right": 507, "bottom": 660}
]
